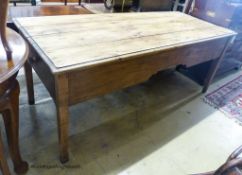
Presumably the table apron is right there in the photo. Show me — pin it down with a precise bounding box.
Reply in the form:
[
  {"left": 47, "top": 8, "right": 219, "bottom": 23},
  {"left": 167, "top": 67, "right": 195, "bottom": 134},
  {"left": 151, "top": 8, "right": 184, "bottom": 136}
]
[
  {"left": 28, "top": 45, "right": 56, "bottom": 101},
  {"left": 67, "top": 37, "right": 228, "bottom": 105}
]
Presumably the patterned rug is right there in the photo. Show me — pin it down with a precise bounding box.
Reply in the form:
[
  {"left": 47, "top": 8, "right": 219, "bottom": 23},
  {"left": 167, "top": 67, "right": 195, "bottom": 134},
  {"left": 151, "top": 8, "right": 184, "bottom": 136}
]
[{"left": 204, "top": 75, "right": 242, "bottom": 123}]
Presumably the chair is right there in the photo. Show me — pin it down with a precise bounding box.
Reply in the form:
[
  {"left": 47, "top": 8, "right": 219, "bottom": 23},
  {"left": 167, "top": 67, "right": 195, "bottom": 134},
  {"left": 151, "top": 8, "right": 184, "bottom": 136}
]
[
  {"left": 192, "top": 146, "right": 242, "bottom": 175},
  {"left": 0, "top": 0, "right": 29, "bottom": 174}
]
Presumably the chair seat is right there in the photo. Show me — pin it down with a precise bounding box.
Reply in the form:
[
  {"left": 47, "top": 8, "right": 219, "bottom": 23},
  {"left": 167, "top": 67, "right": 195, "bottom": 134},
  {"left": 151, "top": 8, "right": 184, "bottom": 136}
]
[{"left": 0, "top": 28, "right": 28, "bottom": 84}]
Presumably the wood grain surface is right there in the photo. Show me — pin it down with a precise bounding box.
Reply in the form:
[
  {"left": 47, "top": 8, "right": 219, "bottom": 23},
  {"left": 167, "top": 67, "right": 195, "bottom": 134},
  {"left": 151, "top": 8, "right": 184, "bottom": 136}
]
[
  {"left": 0, "top": 28, "right": 29, "bottom": 83},
  {"left": 13, "top": 12, "right": 236, "bottom": 73}
]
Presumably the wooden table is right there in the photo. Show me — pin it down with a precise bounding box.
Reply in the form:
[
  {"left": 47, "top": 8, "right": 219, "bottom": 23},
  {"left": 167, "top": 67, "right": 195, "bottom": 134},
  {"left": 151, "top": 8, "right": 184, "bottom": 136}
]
[
  {"left": 13, "top": 12, "right": 236, "bottom": 163},
  {"left": 8, "top": 5, "right": 92, "bottom": 23}
]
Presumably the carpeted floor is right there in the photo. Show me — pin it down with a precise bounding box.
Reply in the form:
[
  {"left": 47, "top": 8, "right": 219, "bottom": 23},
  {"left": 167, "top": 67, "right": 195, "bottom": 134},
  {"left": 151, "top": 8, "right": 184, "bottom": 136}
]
[{"left": 204, "top": 75, "right": 242, "bottom": 123}]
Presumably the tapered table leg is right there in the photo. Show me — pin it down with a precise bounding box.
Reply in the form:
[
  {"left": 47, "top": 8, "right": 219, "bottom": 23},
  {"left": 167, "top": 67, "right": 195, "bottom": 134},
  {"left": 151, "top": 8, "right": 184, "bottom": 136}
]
[
  {"left": 24, "top": 61, "right": 35, "bottom": 105},
  {"left": 55, "top": 74, "right": 69, "bottom": 163},
  {"left": 202, "top": 38, "right": 233, "bottom": 93},
  {"left": 56, "top": 104, "right": 69, "bottom": 164}
]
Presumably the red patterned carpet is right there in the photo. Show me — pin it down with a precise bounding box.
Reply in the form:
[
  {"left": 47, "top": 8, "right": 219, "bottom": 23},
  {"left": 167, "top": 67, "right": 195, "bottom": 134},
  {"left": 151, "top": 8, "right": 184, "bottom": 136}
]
[{"left": 204, "top": 75, "right": 242, "bottom": 123}]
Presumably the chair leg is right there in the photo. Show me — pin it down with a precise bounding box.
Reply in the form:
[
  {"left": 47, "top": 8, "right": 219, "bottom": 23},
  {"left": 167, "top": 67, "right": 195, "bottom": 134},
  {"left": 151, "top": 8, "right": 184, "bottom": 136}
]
[
  {"left": 2, "top": 80, "right": 28, "bottom": 174},
  {"left": 0, "top": 133, "right": 11, "bottom": 175}
]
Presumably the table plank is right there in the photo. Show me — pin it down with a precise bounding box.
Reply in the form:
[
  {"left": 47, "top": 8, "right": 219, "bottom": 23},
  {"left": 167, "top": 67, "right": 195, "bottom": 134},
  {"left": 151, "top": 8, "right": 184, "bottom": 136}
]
[
  {"left": 14, "top": 12, "right": 236, "bottom": 72},
  {"left": 36, "top": 28, "right": 232, "bottom": 68},
  {"left": 15, "top": 12, "right": 185, "bottom": 27},
  {"left": 15, "top": 12, "right": 204, "bottom": 35},
  {"left": 24, "top": 15, "right": 215, "bottom": 38}
]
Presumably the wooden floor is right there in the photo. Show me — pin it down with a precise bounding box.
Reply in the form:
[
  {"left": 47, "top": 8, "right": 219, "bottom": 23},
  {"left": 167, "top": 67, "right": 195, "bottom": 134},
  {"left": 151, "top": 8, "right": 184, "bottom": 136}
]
[{"left": 1, "top": 69, "right": 240, "bottom": 175}]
